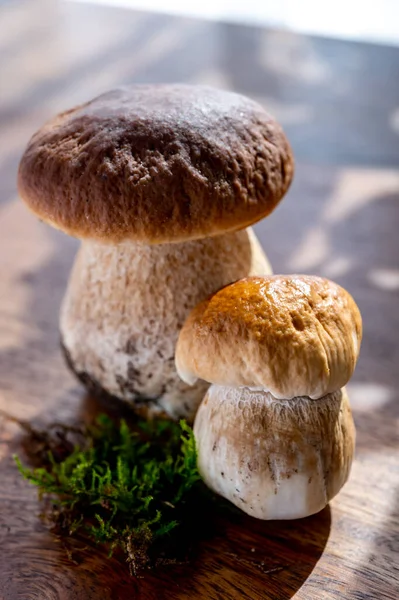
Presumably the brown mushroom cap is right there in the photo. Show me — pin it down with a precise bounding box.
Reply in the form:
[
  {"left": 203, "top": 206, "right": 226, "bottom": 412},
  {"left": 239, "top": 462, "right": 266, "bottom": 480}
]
[
  {"left": 18, "top": 84, "right": 293, "bottom": 244},
  {"left": 176, "top": 275, "right": 362, "bottom": 399}
]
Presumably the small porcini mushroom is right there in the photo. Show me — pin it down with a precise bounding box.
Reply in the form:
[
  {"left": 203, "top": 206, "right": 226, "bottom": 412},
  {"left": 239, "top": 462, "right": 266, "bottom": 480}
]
[
  {"left": 175, "top": 275, "right": 362, "bottom": 518},
  {"left": 18, "top": 85, "right": 293, "bottom": 419}
]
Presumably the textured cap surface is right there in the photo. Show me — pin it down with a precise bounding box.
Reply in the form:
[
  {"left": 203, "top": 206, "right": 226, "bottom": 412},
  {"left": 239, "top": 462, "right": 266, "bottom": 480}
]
[
  {"left": 176, "top": 275, "right": 362, "bottom": 399},
  {"left": 18, "top": 85, "right": 294, "bottom": 243}
]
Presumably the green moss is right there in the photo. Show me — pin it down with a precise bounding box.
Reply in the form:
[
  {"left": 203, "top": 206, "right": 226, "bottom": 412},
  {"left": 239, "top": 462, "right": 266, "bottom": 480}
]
[{"left": 14, "top": 414, "right": 202, "bottom": 575}]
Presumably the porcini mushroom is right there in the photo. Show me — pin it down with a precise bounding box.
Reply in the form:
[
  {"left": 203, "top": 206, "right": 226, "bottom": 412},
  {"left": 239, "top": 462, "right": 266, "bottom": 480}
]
[
  {"left": 175, "top": 275, "right": 362, "bottom": 518},
  {"left": 18, "top": 85, "right": 293, "bottom": 419}
]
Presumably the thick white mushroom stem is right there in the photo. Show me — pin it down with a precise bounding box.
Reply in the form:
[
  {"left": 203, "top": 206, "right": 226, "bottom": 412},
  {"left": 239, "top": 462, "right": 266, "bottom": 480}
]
[
  {"left": 194, "top": 385, "right": 355, "bottom": 519},
  {"left": 60, "top": 228, "right": 271, "bottom": 420}
]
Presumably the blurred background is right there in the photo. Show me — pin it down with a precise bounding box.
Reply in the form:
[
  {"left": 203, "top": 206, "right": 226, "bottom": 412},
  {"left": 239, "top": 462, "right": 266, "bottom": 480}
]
[{"left": 71, "top": 0, "right": 399, "bottom": 45}]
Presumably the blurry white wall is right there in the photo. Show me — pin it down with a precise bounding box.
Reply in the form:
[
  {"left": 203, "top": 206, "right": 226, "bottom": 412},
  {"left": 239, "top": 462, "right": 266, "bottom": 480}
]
[{"left": 69, "top": 0, "right": 399, "bottom": 46}]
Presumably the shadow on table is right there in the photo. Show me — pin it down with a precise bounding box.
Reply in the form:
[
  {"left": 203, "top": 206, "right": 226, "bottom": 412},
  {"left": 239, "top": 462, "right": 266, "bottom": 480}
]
[{"left": 350, "top": 489, "right": 399, "bottom": 600}]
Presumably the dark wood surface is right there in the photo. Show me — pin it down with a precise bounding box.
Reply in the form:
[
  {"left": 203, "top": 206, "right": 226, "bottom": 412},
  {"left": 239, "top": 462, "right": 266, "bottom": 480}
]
[{"left": 1, "top": 1, "right": 399, "bottom": 598}]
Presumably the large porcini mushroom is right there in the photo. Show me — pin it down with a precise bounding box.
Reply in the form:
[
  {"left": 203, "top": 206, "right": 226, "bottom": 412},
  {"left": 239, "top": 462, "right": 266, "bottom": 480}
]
[
  {"left": 176, "top": 275, "right": 362, "bottom": 518},
  {"left": 18, "top": 85, "right": 293, "bottom": 419}
]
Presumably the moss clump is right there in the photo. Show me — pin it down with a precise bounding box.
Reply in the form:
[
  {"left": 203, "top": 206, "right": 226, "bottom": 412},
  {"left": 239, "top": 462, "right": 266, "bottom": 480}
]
[{"left": 14, "top": 415, "right": 202, "bottom": 575}]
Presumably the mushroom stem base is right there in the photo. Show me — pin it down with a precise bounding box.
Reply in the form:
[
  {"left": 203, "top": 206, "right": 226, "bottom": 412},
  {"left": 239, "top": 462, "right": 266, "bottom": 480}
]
[
  {"left": 194, "top": 385, "right": 356, "bottom": 518},
  {"left": 60, "top": 229, "right": 271, "bottom": 419}
]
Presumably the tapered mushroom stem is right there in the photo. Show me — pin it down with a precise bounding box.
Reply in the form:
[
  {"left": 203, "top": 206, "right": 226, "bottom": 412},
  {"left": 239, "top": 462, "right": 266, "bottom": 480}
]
[
  {"left": 60, "top": 228, "right": 271, "bottom": 419},
  {"left": 194, "top": 385, "right": 355, "bottom": 519}
]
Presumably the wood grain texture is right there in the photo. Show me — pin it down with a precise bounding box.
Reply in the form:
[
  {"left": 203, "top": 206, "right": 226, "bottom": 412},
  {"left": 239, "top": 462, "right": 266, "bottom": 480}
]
[{"left": 0, "top": 1, "right": 398, "bottom": 598}]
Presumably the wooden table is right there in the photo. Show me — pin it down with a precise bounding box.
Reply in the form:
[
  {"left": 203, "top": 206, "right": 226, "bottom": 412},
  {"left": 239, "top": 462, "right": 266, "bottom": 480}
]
[{"left": 0, "top": 1, "right": 398, "bottom": 598}]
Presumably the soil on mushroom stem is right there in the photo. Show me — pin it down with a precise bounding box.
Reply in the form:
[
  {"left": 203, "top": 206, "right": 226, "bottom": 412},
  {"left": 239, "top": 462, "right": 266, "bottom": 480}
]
[{"left": 8, "top": 410, "right": 223, "bottom": 576}]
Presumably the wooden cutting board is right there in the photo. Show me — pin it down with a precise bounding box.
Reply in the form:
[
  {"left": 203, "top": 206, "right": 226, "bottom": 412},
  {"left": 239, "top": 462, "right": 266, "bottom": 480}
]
[{"left": 0, "top": 1, "right": 398, "bottom": 598}]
